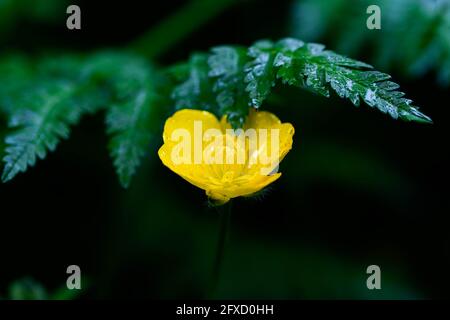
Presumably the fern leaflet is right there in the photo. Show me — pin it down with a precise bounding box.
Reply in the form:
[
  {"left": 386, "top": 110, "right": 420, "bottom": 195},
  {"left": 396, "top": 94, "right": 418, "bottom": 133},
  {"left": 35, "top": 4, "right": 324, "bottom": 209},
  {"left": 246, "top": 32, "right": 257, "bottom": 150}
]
[
  {"left": 1, "top": 81, "right": 87, "bottom": 182},
  {"left": 171, "top": 38, "right": 432, "bottom": 126},
  {"left": 105, "top": 58, "right": 162, "bottom": 188}
]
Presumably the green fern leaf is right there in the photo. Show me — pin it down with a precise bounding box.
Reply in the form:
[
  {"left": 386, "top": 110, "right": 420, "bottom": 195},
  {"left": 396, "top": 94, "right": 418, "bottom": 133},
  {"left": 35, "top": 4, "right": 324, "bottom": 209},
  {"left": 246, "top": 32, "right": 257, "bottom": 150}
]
[
  {"left": 0, "top": 52, "right": 166, "bottom": 186},
  {"left": 208, "top": 46, "right": 249, "bottom": 128},
  {"left": 1, "top": 80, "right": 86, "bottom": 182},
  {"left": 170, "top": 49, "right": 252, "bottom": 128},
  {"left": 254, "top": 38, "right": 432, "bottom": 123},
  {"left": 105, "top": 59, "right": 161, "bottom": 188},
  {"left": 171, "top": 38, "right": 431, "bottom": 126},
  {"left": 170, "top": 53, "right": 218, "bottom": 114},
  {"left": 244, "top": 40, "right": 278, "bottom": 108}
]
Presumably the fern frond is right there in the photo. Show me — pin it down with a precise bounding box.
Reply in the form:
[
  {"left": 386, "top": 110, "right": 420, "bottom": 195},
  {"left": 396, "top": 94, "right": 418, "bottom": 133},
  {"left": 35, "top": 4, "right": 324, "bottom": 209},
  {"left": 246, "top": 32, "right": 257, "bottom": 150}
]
[
  {"left": 0, "top": 54, "right": 113, "bottom": 183},
  {"left": 0, "top": 52, "right": 163, "bottom": 185},
  {"left": 264, "top": 39, "right": 431, "bottom": 123},
  {"left": 169, "top": 53, "right": 218, "bottom": 114},
  {"left": 208, "top": 46, "right": 249, "bottom": 127},
  {"left": 105, "top": 57, "right": 162, "bottom": 188},
  {"left": 244, "top": 40, "right": 278, "bottom": 108},
  {"left": 1, "top": 80, "right": 87, "bottom": 182},
  {"left": 170, "top": 48, "right": 251, "bottom": 128},
  {"left": 170, "top": 38, "right": 431, "bottom": 126}
]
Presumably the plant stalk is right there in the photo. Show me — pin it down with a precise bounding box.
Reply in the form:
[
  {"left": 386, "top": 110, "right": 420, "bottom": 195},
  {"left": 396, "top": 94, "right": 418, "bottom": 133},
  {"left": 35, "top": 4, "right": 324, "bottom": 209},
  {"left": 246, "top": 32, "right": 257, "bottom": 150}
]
[
  {"left": 208, "top": 200, "right": 232, "bottom": 298},
  {"left": 131, "top": 0, "right": 240, "bottom": 59}
]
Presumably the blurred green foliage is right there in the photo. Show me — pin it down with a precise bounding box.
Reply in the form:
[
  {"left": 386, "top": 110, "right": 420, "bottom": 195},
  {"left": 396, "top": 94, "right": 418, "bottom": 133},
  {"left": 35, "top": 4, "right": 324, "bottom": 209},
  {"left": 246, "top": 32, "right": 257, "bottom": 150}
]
[
  {"left": 290, "top": 0, "right": 450, "bottom": 85},
  {"left": 1, "top": 277, "right": 85, "bottom": 300},
  {"left": 7, "top": 278, "right": 48, "bottom": 300},
  {"left": 0, "top": 0, "right": 69, "bottom": 39}
]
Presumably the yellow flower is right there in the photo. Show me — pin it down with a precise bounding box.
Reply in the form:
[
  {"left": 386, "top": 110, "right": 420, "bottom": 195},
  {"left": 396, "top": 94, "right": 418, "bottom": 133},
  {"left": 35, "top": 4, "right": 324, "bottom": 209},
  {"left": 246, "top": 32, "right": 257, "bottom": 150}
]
[{"left": 158, "top": 108, "right": 295, "bottom": 204}]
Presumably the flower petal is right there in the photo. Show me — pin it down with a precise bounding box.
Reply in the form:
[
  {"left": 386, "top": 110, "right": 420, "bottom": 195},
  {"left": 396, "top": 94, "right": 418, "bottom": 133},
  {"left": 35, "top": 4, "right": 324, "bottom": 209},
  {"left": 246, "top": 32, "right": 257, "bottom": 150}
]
[
  {"left": 158, "top": 143, "right": 213, "bottom": 191},
  {"left": 206, "top": 172, "right": 282, "bottom": 200},
  {"left": 244, "top": 108, "right": 281, "bottom": 130},
  {"left": 163, "top": 109, "right": 222, "bottom": 143}
]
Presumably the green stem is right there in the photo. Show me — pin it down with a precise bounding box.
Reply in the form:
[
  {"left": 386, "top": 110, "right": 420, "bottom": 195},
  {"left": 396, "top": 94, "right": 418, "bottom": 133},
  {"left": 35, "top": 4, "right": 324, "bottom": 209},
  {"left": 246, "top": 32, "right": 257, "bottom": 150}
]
[
  {"left": 131, "top": 0, "right": 241, "bottom": 59},
  {"left": 207, "top": 201, "right": 232, "bottom": 299}
]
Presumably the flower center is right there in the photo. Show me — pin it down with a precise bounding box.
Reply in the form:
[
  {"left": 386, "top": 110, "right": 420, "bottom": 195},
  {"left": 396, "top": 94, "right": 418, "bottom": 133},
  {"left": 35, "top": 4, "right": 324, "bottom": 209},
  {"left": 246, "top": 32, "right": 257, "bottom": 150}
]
[{"left": 221, "top": 171, "right": 235, "bottom": 184}]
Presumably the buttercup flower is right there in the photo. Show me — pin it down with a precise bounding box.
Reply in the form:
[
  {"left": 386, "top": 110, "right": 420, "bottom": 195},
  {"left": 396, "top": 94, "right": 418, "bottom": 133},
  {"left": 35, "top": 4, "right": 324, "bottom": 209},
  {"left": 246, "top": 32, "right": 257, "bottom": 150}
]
[{"left": 158, "top": 108, "right": 295, "bottom": 204}]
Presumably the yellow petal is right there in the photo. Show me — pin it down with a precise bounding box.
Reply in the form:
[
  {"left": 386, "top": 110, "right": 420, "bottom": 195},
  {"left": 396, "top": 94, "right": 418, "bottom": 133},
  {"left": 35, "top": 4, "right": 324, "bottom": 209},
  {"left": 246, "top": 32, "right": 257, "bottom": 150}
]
[
  {"left": 243, "top": 109, "right": 295, "bottom": 174},
  {"left": 244, "top": 108, "right": 281, "bottom": 130},
  {"left": 206, "top": 172, "right": 282, "bottom": 200},
  {"left": 158, "top": 143, "right": 211, "bottom": 191},
  {"left": 278, "top": 123, "right": 295, "bottom": 161},
  {"left": 163, "top": 109, "right": 222, "bottom": 143}
]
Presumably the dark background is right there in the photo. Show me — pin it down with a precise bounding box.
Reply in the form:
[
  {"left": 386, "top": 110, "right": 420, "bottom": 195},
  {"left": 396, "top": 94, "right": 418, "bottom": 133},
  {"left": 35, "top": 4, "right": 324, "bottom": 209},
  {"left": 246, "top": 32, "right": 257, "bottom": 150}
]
[{"left": 0, "top": 0, "right": 449, "bottom": 299}]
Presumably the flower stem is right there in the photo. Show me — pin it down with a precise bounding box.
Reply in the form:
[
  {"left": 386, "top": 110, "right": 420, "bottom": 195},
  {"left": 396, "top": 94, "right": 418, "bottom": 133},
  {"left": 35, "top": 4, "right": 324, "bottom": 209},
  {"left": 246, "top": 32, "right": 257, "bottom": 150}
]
[
  {"left": 131, "top": 0, "right": 240, "bottom": 59},
  {"left": 208, "top": 201, "right": 232, "bottom": 299}
]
